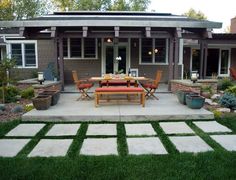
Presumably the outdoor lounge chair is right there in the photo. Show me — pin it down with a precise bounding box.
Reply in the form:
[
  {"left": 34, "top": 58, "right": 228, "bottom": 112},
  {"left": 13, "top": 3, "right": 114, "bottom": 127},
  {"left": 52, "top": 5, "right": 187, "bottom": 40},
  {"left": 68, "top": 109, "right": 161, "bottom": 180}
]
[
  {"left": 72, "top": 70, "right": 94, "bottom": 100},
  {"left": 229, "top": 67, "right": 236, "bottom": 80},
  {"left": 141, "top": 70, "right": 162, "bottom": 100}
]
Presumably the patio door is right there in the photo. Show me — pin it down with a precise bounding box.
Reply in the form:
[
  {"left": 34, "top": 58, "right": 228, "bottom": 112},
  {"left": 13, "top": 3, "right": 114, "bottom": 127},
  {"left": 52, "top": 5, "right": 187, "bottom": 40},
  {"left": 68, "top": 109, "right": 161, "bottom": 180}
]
[{"left": 103, "top": 43, "right": 129, "bottom": 74}]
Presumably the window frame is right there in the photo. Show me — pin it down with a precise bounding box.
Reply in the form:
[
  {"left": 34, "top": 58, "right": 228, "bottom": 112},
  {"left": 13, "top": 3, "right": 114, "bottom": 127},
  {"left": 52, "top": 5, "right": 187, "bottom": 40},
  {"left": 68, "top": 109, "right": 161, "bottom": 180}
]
[
  {"left": 7, "top": 40, "right": 38, "bottom": 69},
  {"left": 218, "top": 48, "right": 231, "bottom": 77},
  {"left": 139, "top": 38, "right": 168, "bottom": 65},
  {"left": 64, "top": 38, "right": 98, "bottom": 60}
]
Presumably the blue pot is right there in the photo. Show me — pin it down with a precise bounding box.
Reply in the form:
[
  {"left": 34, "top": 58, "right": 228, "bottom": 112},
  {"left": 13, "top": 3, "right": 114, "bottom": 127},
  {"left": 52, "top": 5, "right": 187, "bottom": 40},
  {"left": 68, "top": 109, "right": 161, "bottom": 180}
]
[
  {"left": 176, "top": 90, "right": 198, "bottom": 105},
  {"left": 186, "top": 95, "right": 205, "bottom": 109}
]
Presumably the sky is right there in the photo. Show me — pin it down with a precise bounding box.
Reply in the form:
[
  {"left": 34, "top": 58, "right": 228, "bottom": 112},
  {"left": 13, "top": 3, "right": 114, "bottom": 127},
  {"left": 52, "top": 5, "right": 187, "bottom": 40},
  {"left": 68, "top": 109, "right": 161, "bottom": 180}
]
[{"left": 149, "top": 0, "right": 236, "bottom": 33}]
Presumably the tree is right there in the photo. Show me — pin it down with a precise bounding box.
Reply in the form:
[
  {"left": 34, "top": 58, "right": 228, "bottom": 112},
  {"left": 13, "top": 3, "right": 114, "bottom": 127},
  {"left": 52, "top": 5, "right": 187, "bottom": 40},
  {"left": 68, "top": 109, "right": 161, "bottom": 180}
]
[
  {"left": 0, "top": 0, "right": 14, "bottom": 20},
  {"left": 53, "top": 0, "right": 150, "bottom": 11},
  {"left": 183, "top": 8, "right": 207, "bottom": 20},
  {"left": 0, "top": 57, "right": 16, "bottom": 103}
]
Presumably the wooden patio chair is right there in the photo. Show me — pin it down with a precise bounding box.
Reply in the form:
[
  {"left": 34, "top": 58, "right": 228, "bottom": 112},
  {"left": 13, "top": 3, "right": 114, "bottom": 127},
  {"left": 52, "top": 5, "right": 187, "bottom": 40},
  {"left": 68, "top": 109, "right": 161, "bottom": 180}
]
[
  {"left": 72, "top": 70, "right": 94, "bottom": 100},
  {"left": 229, "top": 67, "right": 236, "bottom": 80},
  {"left": 141, "top": 70, "right": 163, "bottom": 100}
]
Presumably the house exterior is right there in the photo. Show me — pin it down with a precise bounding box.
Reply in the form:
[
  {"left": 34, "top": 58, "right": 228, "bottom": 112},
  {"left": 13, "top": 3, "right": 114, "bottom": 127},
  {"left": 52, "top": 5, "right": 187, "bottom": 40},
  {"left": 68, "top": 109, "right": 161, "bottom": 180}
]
[{"left": 1, "top": 11, "right": 236, "bottom": 90}]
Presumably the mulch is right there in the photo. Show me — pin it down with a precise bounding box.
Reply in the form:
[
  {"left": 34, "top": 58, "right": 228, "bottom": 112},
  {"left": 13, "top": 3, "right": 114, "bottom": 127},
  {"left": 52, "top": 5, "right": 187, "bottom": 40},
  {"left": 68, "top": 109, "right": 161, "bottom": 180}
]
[{"left": 0, "top": 99, "right": 32, "bottom": 122}]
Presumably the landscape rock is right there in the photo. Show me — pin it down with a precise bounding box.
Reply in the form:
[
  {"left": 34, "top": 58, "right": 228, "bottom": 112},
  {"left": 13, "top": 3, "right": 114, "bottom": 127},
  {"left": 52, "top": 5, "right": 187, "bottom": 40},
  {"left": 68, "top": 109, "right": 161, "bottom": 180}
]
[
  {"left": 0, "top": 110, "right": 4, "bottom": 115},
  {"left": 11, "top": 105, "right": 24, "bottom": 113},
  {"left": 205, "top": 99, "right": 218, "bottom": 106},
  {"left": 211, "top": 94, "right": 221, "bottom": 100},
  {"left": 217, "top": 108, "right": 231, "bottom": 113},
  {"left": 0, "top": 104, "right": 6, "bottom": 111}
]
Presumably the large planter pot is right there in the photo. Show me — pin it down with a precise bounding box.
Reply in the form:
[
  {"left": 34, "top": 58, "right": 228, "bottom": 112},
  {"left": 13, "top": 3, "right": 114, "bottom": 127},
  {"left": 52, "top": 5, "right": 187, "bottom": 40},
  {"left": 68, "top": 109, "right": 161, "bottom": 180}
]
[
  {"left": 176, "top": 90, "right": 198, "bottom": 105},
  {"left": 32, "top": 95, "right": 52, "bottom": 110},
  {"left": 39, "top": 90, "right": 60, "bottom": 106},
  {"left": 186, "top": 95, "right": 205, "bottom": 109}
]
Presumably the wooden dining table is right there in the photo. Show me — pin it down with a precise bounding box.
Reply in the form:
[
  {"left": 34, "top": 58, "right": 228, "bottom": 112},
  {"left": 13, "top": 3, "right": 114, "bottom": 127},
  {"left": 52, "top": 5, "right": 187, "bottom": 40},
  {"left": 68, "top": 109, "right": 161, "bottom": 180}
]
[{"left": 89, "top": 75, "right": 149, "bottom": 87}]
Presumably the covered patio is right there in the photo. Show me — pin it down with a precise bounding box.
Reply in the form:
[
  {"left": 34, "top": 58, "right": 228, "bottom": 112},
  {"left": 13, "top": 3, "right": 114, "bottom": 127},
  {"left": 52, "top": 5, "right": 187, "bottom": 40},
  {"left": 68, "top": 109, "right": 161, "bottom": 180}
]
[{"left": 22, "top": 93, "right": 213, "bottom": 122}]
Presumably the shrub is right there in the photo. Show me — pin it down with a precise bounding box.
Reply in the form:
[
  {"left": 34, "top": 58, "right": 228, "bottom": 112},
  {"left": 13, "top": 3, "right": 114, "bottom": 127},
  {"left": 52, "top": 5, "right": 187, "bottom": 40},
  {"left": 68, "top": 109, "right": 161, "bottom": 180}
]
[
  {"left": 0, "top": 86, "right": 19, "bottom": 103},
  {"left": 217, "top": 78, "right": 233, "bottom": 91},
  {"left": 219, "top": 92, "right": 236, "bottom": 112},
  {"left": 212, "top": 110, "right": 222, "bottom": 119},
  {"left": 225, "top": 85, "right": 236, "bottom": 96},
  {"left": 21, "top": 87, "right": 35, "bottom": 99},
  {"left": 11, "top": 105, "right": 24, "bottom": 113},
  {"left": 24, "top": 104, "right": 34, "bottom": 112}
]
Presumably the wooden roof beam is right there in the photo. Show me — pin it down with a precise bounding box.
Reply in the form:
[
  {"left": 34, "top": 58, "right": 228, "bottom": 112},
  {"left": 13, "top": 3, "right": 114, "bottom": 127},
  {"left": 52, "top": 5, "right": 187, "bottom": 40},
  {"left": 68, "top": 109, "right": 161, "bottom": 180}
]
[
  {"left": 50, "top": 27, "right": 56, "bottom": 37},
  {"left": 203, "top": 28, "right": 212, "bottom": 38},
  {"left": 175, "top": 27, "right": 182, "bottom": 38},
  {"left": 145, "top": 27, "right": 151, "bottom": 37},
  {"left": 19, "top": 27, "right": 25, "bottom": 37},
  {"left": 114, "top": 26, "right": 119, "bottom": 37},
  {"left": 83, "top": 26, "right": 88, "bottom": 37}
]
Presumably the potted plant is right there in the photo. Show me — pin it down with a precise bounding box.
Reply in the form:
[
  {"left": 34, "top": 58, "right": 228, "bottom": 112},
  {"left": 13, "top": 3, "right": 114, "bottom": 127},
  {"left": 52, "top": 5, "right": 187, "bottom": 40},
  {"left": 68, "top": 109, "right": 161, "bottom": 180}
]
[
  {"left": 32, "top": 95, "right": 52, "bottom": 110},
  {"left": 176, "top": 90, "right": 198, "bottom": 105},
  {"left": 201, "top": 86, "right": 212, "bottom": 99},
  {"left": 186, "top": 94, "right": 205, "bottom": 109},
  {"left": 39, "top": 90, "right": 60, "bottom": 106}
]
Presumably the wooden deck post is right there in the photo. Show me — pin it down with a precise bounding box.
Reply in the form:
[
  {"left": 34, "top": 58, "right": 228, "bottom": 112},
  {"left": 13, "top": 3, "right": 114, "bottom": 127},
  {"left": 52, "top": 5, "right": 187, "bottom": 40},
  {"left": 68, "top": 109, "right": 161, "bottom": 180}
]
[
  {"left": 168, "top": 37, "right": 174, "bottom": 90},
  {"left": 203, "top": 42, "right": 208, "bottom": 78},
  {"left": 199, "top": 41, "right": 204, "bottom": 79},
  {"left": 58, "top": 34, "right": 65, "bottom": 90},
  {"left": 174, "top": 37, "right": 179, "bottom": 79}
]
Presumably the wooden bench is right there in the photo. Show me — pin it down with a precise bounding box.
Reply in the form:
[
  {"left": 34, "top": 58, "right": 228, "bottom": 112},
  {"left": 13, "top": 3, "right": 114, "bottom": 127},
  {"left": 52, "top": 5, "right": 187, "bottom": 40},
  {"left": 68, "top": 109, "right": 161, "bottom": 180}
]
[{"left": 94, "top": 87, "right": 145, "bottom": 107}]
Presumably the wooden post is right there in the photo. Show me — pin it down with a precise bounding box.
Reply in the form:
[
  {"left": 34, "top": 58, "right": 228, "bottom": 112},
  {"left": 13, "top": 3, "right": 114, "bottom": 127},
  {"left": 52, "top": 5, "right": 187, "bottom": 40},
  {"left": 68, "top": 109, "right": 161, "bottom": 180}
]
[
  {"left": 199, "top": 41, "right": 204, "bottom": 79},
  {"left": 203, "top": 42, "right": 208, "bottom": 79},
  {"left": 168, "top": 38, "right": 174, "bottom": 90},
  {"left": 58, "top": 34, "right": 65, "bottom": 91},
  {"left": 174, "top": 38, "right": 179, "bottom": 79}
]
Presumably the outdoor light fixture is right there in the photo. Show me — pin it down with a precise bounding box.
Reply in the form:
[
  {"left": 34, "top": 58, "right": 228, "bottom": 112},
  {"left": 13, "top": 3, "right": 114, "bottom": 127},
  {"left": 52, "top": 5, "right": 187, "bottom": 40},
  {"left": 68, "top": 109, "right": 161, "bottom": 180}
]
[
  {"left": 148, "top": 51, "right": 152, "bottom": 55},
  {"left": 191, "top": 71, "right": 198, "bottom": 83},
  {"left": 38, "top": 72, "right": 45, "bottom": 85},
  {"left": 107, "top": 38, "right": 112, "bottom": 43},
  {"left": 154, "top": 49, "right": 158, "bottom": 53}
]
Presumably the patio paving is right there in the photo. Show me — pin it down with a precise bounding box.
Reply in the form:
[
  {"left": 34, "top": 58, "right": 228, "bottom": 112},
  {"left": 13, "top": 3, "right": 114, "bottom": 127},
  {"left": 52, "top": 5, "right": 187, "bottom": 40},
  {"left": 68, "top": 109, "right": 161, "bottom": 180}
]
[
  {"left": 193, "top": 121, "right": 232, "bottom": 133},
  {"left": 210, "top": 135, "right": 236, "bottom": 151},
  {"left": 5, "top": 124, "right": 45, "bottom": 137},
  {"left": 169, "top": 136, "right": 213, "bottom": 153},
  {"left": 86, "top": 124, "right": 117, "bottom": 136},
  {"left": 127, "top": 137, "right": 168, "bottom": 155},
  {"left": 159, "top": 122, "right": 195, "bottom": 134},
  {"left": 80, "top": 138, "right": 118, "bottom": 155},
  {"left": 0, "top": 139, "right": 31, "bottom": 157},
  {"left": 22, "top": 93, "right": 214, "bottom": 122},
  {"left": 125, "top": 124, "right": 156, "bottom": 136},
  {"left": 45, "top": 124, "right": 81, "bottom": 136},
  {"left": 28, "top": 139, "right": 73, "bottom": 157}
]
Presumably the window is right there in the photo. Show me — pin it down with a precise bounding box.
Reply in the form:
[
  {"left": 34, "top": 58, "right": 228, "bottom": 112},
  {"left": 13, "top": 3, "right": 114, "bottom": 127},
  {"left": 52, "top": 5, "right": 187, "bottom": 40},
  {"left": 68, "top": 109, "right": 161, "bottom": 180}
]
[
  {"left": 8, "top": 41, "right": 37, "bottom": 68},
  {"left": 220, "top": 49, "right": 230, "bottom": 75},
  {"left": 63, "top": 38, "right": 97, "bottom": 59},
  {"left": 140, "top": 38, "right": 167, "bottom": 64},
  {"left": 191, "top": 49, "right": 200, "bottom": 72}
]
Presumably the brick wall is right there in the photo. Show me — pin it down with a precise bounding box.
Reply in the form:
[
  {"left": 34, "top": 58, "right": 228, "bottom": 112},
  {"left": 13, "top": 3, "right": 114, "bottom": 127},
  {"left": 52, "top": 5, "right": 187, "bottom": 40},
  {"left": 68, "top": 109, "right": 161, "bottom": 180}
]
[{"left": 230, "top": 17, "right": 236, "bottom": 33}]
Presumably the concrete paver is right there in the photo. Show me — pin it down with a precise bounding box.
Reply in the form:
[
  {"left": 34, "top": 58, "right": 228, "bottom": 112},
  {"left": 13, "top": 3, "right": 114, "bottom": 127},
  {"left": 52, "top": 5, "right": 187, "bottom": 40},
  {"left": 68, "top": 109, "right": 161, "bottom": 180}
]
[
  {"left": 211, "top": 135, "right": 236, "bottom": 151},
  {"left": 86, "top": 124, "right": 117, "bottom": 136},
  {"left": 125, "top": 124, "right": 156, "bottom": 136},
  {"left": 160, "top": 122, "right": 195, "bottom": 134},
  {"left": 193, "top": 121, "right": 232, "bottom": 133},
  {"left": 46, "top": 124, "right": 81, "bottom": 136}
]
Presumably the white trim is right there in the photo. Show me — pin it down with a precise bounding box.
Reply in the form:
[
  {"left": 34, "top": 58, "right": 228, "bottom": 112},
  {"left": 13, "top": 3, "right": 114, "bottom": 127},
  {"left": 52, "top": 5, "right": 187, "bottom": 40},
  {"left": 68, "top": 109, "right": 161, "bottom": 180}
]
[
  {"left": 101, "top": 38, "right": 104, "bottom": 75},
  {"left": 6, "top": 40, "right": 38, "bottom": 68},
  {"left": 139, "top": 38, "right": 169, "bottom": 65},
  {"left": 178, "top": 39, "right": 183, "bottom": 65},
  {"left": 218, "top": 48, "right": 231, "bottom": 77},
  {"left": 190, "top": 47, "right": 231, "bottom": 77}
]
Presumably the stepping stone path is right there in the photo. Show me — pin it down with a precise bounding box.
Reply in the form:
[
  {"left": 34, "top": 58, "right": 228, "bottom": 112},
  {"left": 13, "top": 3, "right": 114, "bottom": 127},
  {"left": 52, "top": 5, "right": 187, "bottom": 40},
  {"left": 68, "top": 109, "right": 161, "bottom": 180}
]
[
  {"left": 46, "top": 124, "right": 81, "bottom": 136},
  {"left": 125, "top": 124, "right": 156, "bottom": 136},
  {"left": 210, "top": 135, "right": 236, "bottom": 151},
  {"left": 0, "top": 139, "right": 31, "bottom": 157},
  {"left": 193, "top": 121, "right": 232, "bottom": 133},
  {"left": 159, "top": 122, "right": 195, "bottom": 134},
  {"left": 127, "top": 137, "right": 168, "bottom": 155},
  {"left": 80, "top": 138, "right": 118, "bottom": 155},
  {"left": 28, "top": 139, "right": 73, "bottom": 157},
  {"left": 86, "top": 124, "right": 116, "bottom": 136},
  {"left": 5, "top": 124, "right": 45, "bottom": 137},
  {"left": 169, "top": 136, "right": 213, "bottom": 153}
]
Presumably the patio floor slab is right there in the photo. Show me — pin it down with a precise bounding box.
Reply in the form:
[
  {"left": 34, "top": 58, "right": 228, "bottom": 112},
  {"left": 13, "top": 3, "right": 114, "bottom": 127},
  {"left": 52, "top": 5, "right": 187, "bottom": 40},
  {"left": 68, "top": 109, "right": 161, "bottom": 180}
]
[
  {"left": 159, "top": 122, "right": 195, "bottom": 134},
  {"left": 193, "top": 121, "right": 232, "bottom": 133},
  {"left": 80, "top": 138, "right": 118, "bottom": 155},
  {"left": 169, "top": 136, "right": 213, "bottom": 153},
  {"left": 28, "top": 139, "right": 73, "bottom": 157},
  {"left": 46, "top": 124, "right": 81, "bottom": 136},
  {"left": 125, "top": 124, "right": 156, "bottom": 136},
  {"left": 22, "top": 93, "right": 214, "bottom": 122},
  {"left": 86, "top": 124, "right": 117, "bottom": 136},
  {"left": 0, "top": 139, "right": 31, "bottom": 157},
  {"left": 210, "top": 135, "right": 236, "bottom": 151},
  {"left": 127, "top": 137, "right": 168, "bottom": 155},
  {"left": 5, "top": 124, "right": 45, "bottom": 137}
]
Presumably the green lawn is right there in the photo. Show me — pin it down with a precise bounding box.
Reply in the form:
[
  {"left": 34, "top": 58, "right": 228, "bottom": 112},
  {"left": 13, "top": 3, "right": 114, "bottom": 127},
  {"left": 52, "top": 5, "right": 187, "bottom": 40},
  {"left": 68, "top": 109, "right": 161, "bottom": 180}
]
[{"left": 0, "top": 117, "right": 236, "bottom": 180}]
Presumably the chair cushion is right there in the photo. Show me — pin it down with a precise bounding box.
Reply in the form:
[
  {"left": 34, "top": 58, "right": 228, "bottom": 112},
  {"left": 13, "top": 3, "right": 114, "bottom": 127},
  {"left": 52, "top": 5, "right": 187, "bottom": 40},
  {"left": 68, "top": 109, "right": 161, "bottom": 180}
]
[
  {"left": 141, "top": 83, "right": 157, "bottom": 89},
  {"left": 95, "top": 87, "right": 144, "bottom": 92},
  {"left": 78, "top": 83, "right": 93, "bottom": 89},
  {"left": 101, "top": 80, "right": 136, "bottom": 86}
]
